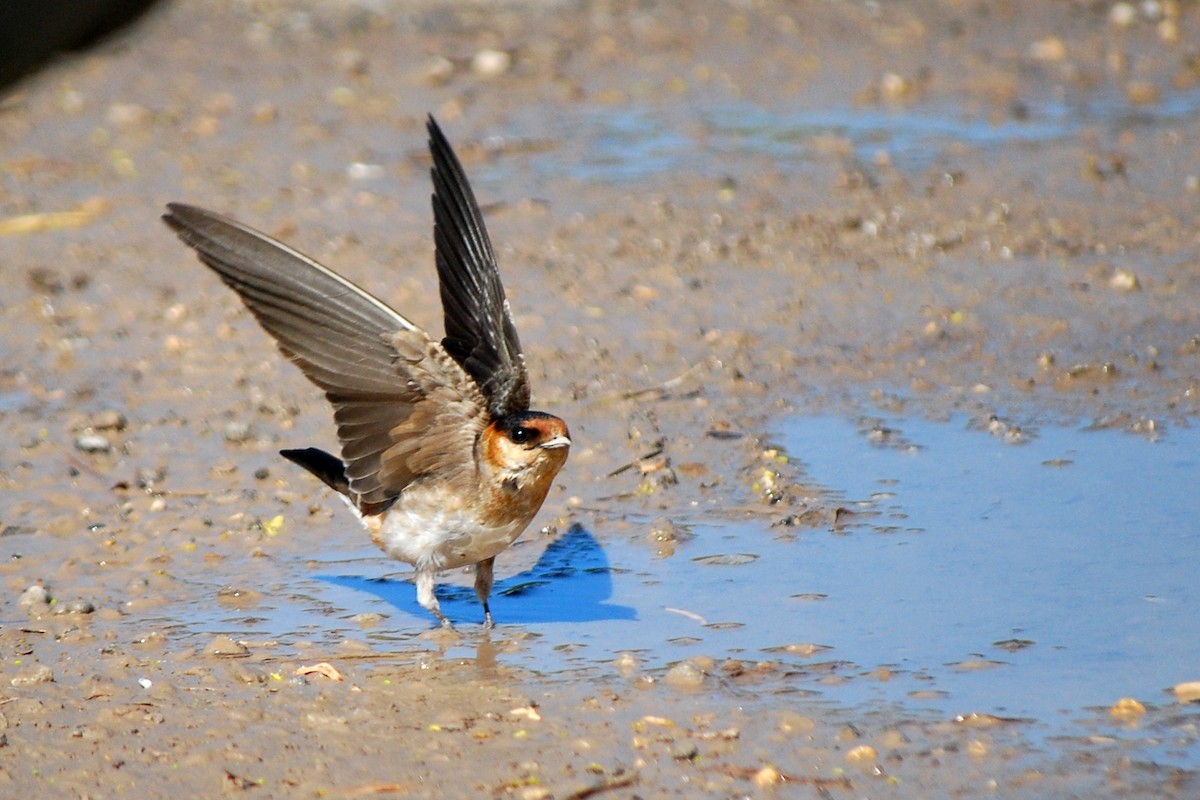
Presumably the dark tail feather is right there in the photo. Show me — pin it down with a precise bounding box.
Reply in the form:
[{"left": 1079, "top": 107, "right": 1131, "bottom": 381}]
[{"left": 280, "top": 447, "right": 350, "bottom": 496}]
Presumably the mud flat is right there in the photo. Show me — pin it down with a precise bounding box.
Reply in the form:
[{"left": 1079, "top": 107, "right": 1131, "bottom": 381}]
[{"left": 3, "top": 1, "right": 1199, "bottom": 796}]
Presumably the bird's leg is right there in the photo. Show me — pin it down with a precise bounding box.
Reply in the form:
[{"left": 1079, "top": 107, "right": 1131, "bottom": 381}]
[
  {"left": 474, "top": 556, "right": 496, "bottom": 629},
  {"left": 415, "top": 569, "right": 452, "bottom": 628}
]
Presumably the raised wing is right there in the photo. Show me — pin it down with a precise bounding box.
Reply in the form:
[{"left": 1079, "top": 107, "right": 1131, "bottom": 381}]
[
  {"left": 428, "top": 115, "right": 531, "bottom": 418},
  {"left": 162, "top": 203, "right": 486, "bottom": 507}
]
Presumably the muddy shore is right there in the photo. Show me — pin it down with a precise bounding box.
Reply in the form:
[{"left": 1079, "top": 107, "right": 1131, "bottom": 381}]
[{"left": 3, "top": 1, "right": 1199, "bottom": 796}]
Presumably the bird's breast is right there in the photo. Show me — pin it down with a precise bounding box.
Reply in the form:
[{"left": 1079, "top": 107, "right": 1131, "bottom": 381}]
[{"left": 359, "top": 480, "right": 537, "bottom": 571}]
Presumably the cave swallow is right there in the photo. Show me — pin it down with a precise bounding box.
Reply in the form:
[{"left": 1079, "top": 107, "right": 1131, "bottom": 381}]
[{"left": 163, "top": 116, "right": 570, "bottom": 627}]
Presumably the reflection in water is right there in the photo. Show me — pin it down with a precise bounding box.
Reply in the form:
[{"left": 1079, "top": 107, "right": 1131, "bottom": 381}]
[{"left": 321, "top": 524, "right": 636, "bottom": 627}]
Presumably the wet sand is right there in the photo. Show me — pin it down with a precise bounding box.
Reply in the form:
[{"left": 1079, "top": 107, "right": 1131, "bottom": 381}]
[{"left": 3, "top": 0, "right": 1199, "bottom": 796}]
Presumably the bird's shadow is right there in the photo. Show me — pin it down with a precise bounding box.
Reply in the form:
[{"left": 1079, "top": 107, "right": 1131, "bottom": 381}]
[{"left": 318, "top": 523, "right": 636, "bottom": 627}]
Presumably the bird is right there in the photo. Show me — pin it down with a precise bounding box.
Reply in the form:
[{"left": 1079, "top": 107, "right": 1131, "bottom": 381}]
[{"left": 162, "top": 115, "right": 571, "bottom": 628}]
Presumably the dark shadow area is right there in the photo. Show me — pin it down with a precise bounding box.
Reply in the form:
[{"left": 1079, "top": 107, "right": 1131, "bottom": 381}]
[
  {"left": 320, "top": 524, "right": 636, "bottom": 627},
  {"left": 0, "top": 1, "right": 164, "bottom": 95}
]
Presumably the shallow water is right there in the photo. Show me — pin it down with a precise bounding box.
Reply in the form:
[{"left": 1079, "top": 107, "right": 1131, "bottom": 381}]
[
  {"left": 183, "top": 412, "right": 1200, "bottom": 764},
  {"left": 495, "top": 87, "right": 1200, "bottom": 183},
  {"left": 778, "top": 415, "right": 1200, "bottom": 717}
]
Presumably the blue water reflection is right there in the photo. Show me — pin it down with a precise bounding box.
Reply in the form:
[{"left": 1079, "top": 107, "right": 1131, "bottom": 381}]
[{"left": 320, "top": 524, "right": 635, "bottom": 627}]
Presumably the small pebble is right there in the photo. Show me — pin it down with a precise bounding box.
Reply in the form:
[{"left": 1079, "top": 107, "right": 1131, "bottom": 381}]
[
  {"left": 54, "top": 599, "right": 96, "bottom": 615},
  {"left": 614, "top": 652, "right": 639, "bottom": 677},
  {"left": 648, "top": 518, "right": 681, "bottom": 544},
  {"left": 137, "top": 466, "right": 167, "bottom": 488},
  {"left": 217, "top": 586, "right": 263, "bottom": 609},
  {"left": 423, "top": 56, "right": 455, "bottom": 85},
  {"left": 11, "top": 666, "right": 54, "bottom": 687},
  {"left": 846, "top": 744, "right": 878, "bottom": 765},
  {"left": 90, "top": 409, "right": 127, "bottom": 431},
  {"left": 18, "top": 584, "right": 50, "bottom": 607},
  {"left": 1110, "top": 1, "right": 1137, "bottom": 26},
  {"left": 337, "top": 638, "right": 374, "bottom": 655},
  {"left": 1173, "top": 681, "right": 1200, "bottom": 703},
  {"left": 472, "top": 48, "right": 511, "bottom": 78},
  {"left": 509, "top": 706, "right": 541, "bottom": 722},
  {"left": 752, "top": 765, "right": 782, "bottom": 788},
  {"left": 955, "top": 712, "right": 1006, "bottom": 728},
  {"left": 777, "top": 711, "right": 816, "bottom": 735},
  {"left": 671, "top": 743, "right": 699, "bottom": 761},
  {"left": 75, "top": 433, "right": 112, "bottom": 453},
  {"left": 879, "top": 71, "right": 910, "bottom": 100},
  {"left": 1110, "top": 697, "right": 1147, "bottom": 720},
  {"left": 346, "top": 162, "right": 384, "bottom": 181},
  {"left": 641, "top": 464, "right": 678, "bottom": 492},
  {"left": 1110, "top": 269, "right": 1140, "bottom": 291},
  {"left": 224, "top": 421, "right": 253, "bottom": 443},
  {"left": 203, "top": 635, "right": 249, "bottom": 657},
  {"left": 663, "top": 659, "right": 706, "bottom": 691},
  {"left": 647, "top": 517, "right": 684, "bottom": 556}
]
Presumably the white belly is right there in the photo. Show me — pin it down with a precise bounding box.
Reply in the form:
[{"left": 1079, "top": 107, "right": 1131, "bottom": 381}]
[{"left": 343, "top": 488, "right": 528, "bottom": 572}]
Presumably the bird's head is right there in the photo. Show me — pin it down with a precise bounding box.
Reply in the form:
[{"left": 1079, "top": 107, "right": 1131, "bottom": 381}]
[{"left": 482, "top": 411, "right": 571, "bottom": 481}]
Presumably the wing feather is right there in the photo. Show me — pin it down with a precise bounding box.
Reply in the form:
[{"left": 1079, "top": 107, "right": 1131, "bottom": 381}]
[
  {"left": 427, "top": 115, "right": 531, "bottom": 417},
  {"left": 162, "top": 203, "right": 487, "bottom": 507}
]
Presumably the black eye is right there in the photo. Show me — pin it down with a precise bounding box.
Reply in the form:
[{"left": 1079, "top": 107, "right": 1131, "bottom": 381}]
[{"left": 510, "top": 427, "right": 534, "bottom": 444}]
